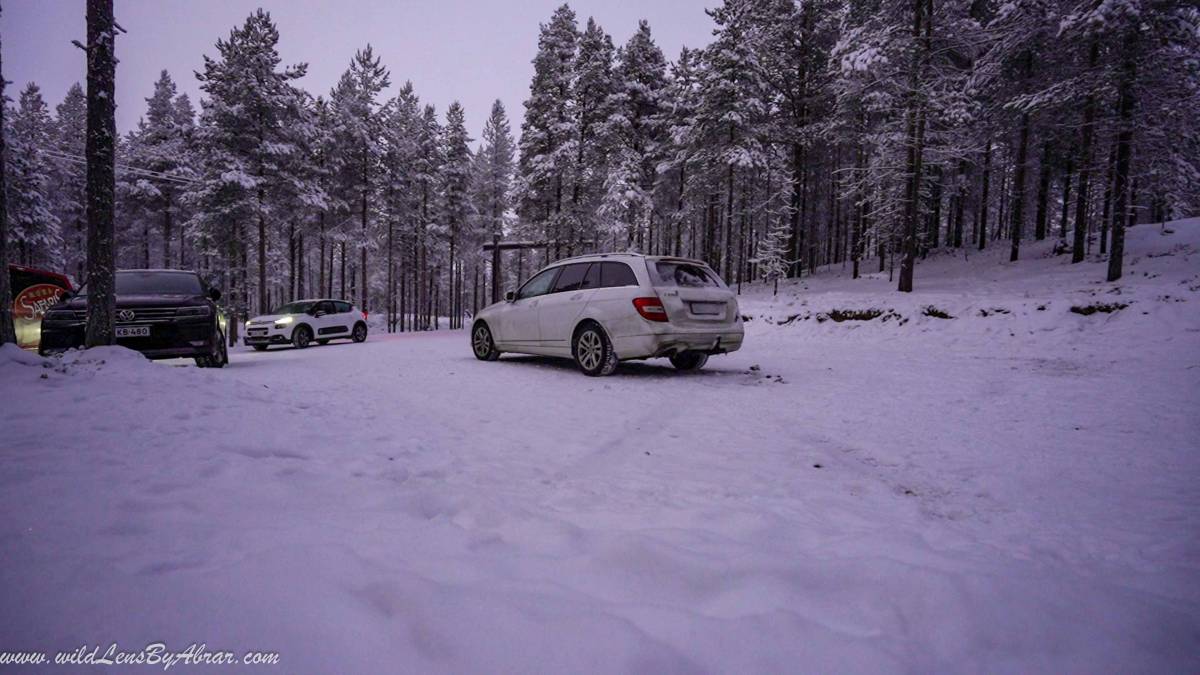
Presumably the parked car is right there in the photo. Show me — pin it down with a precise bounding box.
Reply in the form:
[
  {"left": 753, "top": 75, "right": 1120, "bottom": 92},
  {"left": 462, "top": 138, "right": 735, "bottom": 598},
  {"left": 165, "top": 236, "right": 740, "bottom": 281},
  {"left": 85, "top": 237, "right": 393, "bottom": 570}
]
[
  {"left": 471, "top": 253, "right": 743, "bottom": 376},
  {"left": 244, "top": 299, "right": 368, "bottom": 351},
  {"left": 40, "top": 269, "right": 228, "bottom": 368},
  {"left": 9, "top": 264, "right": 74, "bottom": 351}
]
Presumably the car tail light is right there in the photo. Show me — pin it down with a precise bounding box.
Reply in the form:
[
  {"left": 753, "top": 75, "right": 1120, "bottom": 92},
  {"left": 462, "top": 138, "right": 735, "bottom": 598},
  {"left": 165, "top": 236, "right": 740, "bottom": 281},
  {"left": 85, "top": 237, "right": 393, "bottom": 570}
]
[
  {"left": 362, "top": 311, "right": 368, "bottom": 321},
  {"left": 633, "top": 297, "right": 669, "bottom": 322}
]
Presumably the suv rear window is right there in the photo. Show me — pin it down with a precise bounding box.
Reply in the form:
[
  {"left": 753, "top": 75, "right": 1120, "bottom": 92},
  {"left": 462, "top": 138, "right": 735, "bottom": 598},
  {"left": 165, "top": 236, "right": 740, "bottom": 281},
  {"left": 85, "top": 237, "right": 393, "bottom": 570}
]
[{"left": 650, "top": 261, "right": 723, "bottom": 288}]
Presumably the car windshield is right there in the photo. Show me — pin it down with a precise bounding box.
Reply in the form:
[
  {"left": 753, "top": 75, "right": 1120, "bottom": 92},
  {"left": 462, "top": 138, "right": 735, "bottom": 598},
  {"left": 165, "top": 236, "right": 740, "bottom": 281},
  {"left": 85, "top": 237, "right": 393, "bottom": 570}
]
[
  {"left": 651, "top": 261, "right": 724, "bottom": 288},
  {"left": 76, "top": 271, "right": 204, "bottom": 296},
  {"left": 273, "top": 301, "right": 316, "bottom": 315}
]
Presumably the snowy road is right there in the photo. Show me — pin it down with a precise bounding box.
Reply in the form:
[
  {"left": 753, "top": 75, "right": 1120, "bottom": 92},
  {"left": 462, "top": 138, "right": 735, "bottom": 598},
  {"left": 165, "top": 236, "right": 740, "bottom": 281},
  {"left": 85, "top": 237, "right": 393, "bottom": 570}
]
[{"left": 3, "top": 224, "right": 1199, "bottom": 673}]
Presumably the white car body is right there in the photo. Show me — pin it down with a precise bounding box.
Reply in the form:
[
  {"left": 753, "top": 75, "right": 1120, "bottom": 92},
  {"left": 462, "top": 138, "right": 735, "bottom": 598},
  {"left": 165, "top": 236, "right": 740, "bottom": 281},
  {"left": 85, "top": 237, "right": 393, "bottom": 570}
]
[
  {"left": 244, "top": 299, "right": 367, "bottom": 350},
  {"left": 473, "top": 254, "right": 744, "bottom": 371}
]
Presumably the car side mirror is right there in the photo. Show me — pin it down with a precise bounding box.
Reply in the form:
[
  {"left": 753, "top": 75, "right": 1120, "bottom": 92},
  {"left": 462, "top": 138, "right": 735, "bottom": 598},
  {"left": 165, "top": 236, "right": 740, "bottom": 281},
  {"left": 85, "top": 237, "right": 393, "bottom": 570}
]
[
  {"left": 505, "top": 290, "right": 516, "bottom": 302},
  {"left": 208, "top": 288, "right": 221, "bottom": 301},
  {"left": 315, "top": 310, "right": 327, "bottom": 317}
]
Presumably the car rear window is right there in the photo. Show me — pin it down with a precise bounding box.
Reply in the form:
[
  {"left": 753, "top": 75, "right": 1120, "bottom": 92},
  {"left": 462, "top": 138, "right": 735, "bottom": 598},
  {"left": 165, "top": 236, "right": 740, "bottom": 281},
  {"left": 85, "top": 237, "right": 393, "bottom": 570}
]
[
  {"left": 335, "top": 301, "right": 352, "bottom": 313},
  {"left": 599, "top": 262, "right": 638, "bottom": 288},
  {"left": 650, "top": 261, "right": 724, "bottom": 288}
]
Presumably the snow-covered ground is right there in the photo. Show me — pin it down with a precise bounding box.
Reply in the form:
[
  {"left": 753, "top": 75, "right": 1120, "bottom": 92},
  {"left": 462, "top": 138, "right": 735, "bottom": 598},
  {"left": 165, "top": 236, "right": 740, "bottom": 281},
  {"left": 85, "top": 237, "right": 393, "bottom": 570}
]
[{"left": 2, "top": 221, "right": 1198, "bottom": 673}]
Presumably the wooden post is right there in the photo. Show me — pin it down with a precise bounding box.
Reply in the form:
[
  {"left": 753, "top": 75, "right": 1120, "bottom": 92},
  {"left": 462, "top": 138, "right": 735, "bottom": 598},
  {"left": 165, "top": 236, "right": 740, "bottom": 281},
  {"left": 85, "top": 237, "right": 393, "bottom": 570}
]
[{"left": 490, "top": 232, "right": 500, "bottom": 304}]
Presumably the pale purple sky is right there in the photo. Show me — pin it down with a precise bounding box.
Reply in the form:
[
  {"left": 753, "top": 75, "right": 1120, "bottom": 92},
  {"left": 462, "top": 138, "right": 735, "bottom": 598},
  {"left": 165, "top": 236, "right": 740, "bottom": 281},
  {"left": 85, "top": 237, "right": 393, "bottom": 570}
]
[{"left": 3, "top": 0, "right": 716, "bottom": 143}]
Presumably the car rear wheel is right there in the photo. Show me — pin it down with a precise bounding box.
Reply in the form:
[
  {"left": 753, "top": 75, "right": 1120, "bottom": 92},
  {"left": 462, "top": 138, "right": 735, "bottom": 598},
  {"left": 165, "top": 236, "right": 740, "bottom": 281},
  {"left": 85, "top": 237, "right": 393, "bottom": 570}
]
[
  {"left": 471, "top": 322, "right": 500, "bottom": 361},
  {"left": 669, "top": 351, "right": 708, "bottom": 372},
  {"left": 573, "top": 323, "right": 617, "bottom": 376},
  {"left": 292, "top": 325, "right": 312, "bottom": 349},
  {"left": 352, "top": 322, "right": 368, "bottom": 343}
]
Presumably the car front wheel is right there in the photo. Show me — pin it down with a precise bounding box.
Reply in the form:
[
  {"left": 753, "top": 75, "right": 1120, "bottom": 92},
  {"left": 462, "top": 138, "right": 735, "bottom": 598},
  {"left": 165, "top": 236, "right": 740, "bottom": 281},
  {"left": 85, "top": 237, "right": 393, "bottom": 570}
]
[
  {"left": 669, "top": 351, "right": 708, "bottom": 372},
  {"left": 196, "top": 328, "right": 229, "bottom": 368},
  {"left": 292, "top": 325, "right": 312, "bottom": 349},
  {"left": 471, "top": 322, "right": 500, "bottom": 361},
  {"left": 573, "top": 323, "right": 617, "bottom": 376}
]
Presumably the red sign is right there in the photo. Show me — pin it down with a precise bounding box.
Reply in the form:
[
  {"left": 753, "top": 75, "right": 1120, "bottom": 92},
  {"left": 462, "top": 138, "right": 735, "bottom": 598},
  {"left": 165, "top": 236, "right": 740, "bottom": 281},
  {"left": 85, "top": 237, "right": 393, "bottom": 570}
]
[{"left": 14, "top": 283, "right": 66, "bottom": 321}]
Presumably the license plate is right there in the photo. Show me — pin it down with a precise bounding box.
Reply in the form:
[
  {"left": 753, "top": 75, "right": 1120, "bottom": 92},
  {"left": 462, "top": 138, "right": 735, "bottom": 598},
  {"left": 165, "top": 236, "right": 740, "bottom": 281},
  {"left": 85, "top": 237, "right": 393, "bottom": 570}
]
[
  {"left": 249, "top": 329, "right": 267, "bottom": 336},
  {"left": 690, "top": 302, "right": 725, "bottom": 316},
  {"left": 115, "top": 325, "right": 150, "bottom": 338}
]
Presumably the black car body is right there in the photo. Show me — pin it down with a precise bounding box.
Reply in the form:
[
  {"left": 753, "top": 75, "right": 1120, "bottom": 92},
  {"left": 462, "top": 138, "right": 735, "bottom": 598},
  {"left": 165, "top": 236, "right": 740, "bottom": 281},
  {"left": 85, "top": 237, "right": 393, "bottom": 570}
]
[{"left": 39, "top": 269, "right": 228, "bottom": 367}]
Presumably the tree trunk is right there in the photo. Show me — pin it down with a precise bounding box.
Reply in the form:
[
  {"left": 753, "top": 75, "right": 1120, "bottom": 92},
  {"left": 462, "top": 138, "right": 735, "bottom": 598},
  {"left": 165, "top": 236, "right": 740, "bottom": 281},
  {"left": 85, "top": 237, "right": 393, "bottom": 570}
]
[
  {"left": 1100, "top": 142, "right": 1116, "bottom": 255},
  {"left": 787, "top": 143, "right": 803, "bottom": 278},
  {"left": 0, "top": 4, "right": 12, "bottom": 345},
  {"left": 1106, "top": 27, "right": 1137, "bottom": 283},
  {"left": 897, "top": 0, "right": 927, "bottom": 292},
  {"left": 360, "top": 182, "right": 368, "bottom": 312},
  {"left": 1033, "top": 143, "right": 1051, "bottom": 241},
  {"left": 1010, "top": 100, "right": 1032, "bottom": 262},
  {"left": 978, "top": 139, "right": 991, "bottom": 251},
  {"left": 1059, "top": 158, "right": 1073, "bottom": 241},
  {"left": 83, "top": 0, "right": 117, "bottom": 348},
  {"left": 162, "top": 188, "right": 172, "bottom": 267}
]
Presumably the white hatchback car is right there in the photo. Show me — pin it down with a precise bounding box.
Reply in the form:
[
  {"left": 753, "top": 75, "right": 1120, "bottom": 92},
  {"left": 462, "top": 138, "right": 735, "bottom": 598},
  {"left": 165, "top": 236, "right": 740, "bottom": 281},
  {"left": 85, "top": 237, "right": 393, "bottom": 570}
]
[
  {"left": 244, "top": 299, "right": 368, "bottom": 351},
  {"left": 471, "top": 254, "right": 744, "bottom": 375}
]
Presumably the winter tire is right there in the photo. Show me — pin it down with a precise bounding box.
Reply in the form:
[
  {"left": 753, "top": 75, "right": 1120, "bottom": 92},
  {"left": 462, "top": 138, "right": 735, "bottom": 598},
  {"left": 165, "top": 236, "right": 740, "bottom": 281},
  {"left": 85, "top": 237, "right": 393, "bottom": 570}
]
[
  {"left": 573, "top": 323, "right": 617, "bottom": 376},
  {"left": 292, "top": 325, "right": 312, "bottom": 349},
  {"left": 472, "top": 322, "right": 500, "bottom": 361},
  {"left": 196, "top": 328, "right": 229, "bottom": 368},
  {"left": 352, "top": 322, "right": 368, "bottom": 343},
  {"left": 669, "top": 351, "right": 708, "bottom": 372}
]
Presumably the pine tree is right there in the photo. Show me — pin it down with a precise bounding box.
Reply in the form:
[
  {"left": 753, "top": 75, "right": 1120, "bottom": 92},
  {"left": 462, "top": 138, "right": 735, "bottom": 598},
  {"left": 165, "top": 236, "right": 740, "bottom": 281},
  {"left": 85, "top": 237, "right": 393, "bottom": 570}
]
[
  {"left": 330, "top": 45, "right": 390, "bottom": 312},
  {"left": 599, "top": 20, "right": 667, "bottom": 252},
  {"left": 51, "top": 83, "right": 87, "bottom": 279},
  {"left": 189, "top": 9, "right": 307, "bottom": 317},
  {"left": 441, "top": 101, "right": 472, "bottom": 329},
  {"left": 6, "top": 83, "right": 62, "bottom": 267},
  {"left": 472, "top": 99, "right": 515, "bottom": 303},
  {"left": 516, "top": 4, "right": 578, "bottom": 252},
  {"left": 119, "top": 71, "right": 194, "bottom": 269}
]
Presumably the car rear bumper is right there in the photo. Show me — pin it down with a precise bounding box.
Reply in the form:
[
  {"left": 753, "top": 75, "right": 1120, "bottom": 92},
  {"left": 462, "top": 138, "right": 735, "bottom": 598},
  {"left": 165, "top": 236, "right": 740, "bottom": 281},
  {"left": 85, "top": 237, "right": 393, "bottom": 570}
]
[{"left": 612, "top": 328, "right": 744, "bottom": 360}]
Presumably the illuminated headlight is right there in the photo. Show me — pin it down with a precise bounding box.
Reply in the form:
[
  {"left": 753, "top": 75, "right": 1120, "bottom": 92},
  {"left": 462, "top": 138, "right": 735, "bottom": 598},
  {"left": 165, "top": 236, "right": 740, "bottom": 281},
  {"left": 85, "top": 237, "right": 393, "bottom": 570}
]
[
  {"left": 274, "top": 316, "right": 294, "bottom": 326},
  {"left": 43, "top": 309, "right": 77, "bottom": 322},
  {"left": 177, "top": 306, "right": 212, "bottom": 317}
]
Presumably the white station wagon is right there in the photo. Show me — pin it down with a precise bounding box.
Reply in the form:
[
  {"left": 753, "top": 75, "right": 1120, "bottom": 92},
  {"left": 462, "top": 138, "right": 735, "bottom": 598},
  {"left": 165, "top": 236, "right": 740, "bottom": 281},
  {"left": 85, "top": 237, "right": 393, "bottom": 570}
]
[{"left": 471, "top": 253, "right": 744, "bottom": 376}]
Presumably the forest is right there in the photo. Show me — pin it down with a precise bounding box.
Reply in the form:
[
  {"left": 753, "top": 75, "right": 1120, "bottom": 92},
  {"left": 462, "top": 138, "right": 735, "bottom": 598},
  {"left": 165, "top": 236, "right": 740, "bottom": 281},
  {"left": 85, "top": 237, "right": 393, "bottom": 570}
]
[{"left": 4, "top": 0, "right": 1198, "bottom": 335}]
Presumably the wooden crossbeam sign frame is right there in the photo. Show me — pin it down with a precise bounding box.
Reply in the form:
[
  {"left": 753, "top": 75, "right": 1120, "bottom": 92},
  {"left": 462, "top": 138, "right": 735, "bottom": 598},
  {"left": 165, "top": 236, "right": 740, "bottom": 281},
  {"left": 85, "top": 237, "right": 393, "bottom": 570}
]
[{"left": 482, "top": 234, "right": 597, "bottom": 303}]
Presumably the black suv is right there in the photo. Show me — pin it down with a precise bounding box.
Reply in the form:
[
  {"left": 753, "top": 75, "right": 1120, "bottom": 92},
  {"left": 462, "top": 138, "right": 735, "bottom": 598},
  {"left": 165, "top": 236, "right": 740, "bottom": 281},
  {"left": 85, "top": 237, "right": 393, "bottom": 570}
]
[{"left": 40, "top": 269, "right": 229, "bottom": 368}]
